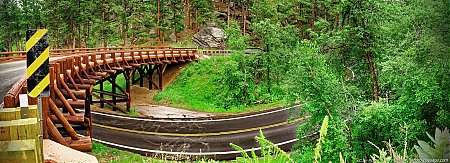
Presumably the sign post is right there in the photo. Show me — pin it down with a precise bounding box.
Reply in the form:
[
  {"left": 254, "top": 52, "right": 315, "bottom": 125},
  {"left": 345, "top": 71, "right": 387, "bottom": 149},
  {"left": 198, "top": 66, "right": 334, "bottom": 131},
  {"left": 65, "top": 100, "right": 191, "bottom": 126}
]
[{"left": 26, "top": 29, "right": 49, "bottom": 163}]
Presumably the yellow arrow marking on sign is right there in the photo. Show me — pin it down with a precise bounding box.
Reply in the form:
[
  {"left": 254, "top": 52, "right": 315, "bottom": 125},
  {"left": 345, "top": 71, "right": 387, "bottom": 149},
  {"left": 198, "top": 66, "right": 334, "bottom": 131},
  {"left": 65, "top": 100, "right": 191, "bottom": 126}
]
[
  {"left": 26, "top": 47, "right": 49, "bottom": 79},
  {"left": 28, "top": 74, "right": 50, "bottom": 98},
  {"left": 26, "top": 29, "right": 48, "bottom": 52}
]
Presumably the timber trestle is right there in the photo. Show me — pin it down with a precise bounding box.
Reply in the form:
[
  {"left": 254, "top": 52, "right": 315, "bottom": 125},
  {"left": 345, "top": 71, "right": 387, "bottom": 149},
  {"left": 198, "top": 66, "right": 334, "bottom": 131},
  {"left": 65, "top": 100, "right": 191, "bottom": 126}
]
[{"left": 2, "top": 46, "right": 198, "bottom": 152}]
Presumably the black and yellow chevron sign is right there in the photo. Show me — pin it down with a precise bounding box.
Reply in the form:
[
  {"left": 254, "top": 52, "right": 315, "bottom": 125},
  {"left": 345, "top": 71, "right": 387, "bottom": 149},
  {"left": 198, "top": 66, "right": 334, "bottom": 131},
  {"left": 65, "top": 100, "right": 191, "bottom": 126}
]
[{"left": 26, "top": 29, "right": 50, "bottom": 98}]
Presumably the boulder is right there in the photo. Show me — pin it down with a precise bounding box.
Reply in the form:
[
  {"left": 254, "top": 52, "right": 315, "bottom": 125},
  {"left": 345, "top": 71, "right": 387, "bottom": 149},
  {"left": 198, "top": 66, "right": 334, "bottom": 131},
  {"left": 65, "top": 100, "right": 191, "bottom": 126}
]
[
  {"left": 169, "top": 33, "right": 177, "bottom": 42},
  {"left": 192, "top": 27, "right": 227, "bottom": 48}
]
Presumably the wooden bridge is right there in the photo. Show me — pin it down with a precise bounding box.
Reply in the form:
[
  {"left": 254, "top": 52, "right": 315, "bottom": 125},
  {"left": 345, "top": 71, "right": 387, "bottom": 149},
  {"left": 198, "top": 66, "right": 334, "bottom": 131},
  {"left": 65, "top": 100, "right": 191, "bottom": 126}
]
[{"left": 0, "top": 46, "right": 198, "bottom": 160}]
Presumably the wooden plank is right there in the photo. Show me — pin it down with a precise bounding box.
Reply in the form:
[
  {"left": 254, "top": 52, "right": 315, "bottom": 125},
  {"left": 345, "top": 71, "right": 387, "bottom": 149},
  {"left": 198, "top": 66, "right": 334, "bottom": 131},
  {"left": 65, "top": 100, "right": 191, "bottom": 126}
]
[
  {"left": 16, "top": 118, "right": 37, "bottom": 140},
  {"left": 0, "top": 108, "right": 20, "bottom": 121},
  {"left": 64, "top": 136, "right": 92, "bottom": 152},
  {"left": 9, "top": 121, "right": 19, "bottom": 140},
  {"left": 46, "top": 117, "right": 68, "bottom": 146},
  {"left": 50, "top": 113, "right": 84, "bottom": 124},
  {"left": 49, "top": 99, "right": 79, "bottom": 140},
  {"left": 0, "top": 139, "right": 37, "bottom": 163},
  {"left": 0, "top": 123, "right": 11, "bottom": 141},
  {"left": 27, "top": 105, "right": 38, "bottom": 118},
  {"left": 0, "top": 118, "right": 37, "bottom": 141}
]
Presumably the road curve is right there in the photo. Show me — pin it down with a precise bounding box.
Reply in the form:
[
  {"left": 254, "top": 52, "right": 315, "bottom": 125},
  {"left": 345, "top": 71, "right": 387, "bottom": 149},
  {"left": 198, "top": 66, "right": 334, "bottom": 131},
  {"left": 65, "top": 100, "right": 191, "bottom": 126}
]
[
  {"left": 0, "top": 56, "right": 69, "bottom": 106},
  {"left": 91, "top": 105, "right": 308, "bottom": 160},
  {"left": 0, "top": 61, "right": 26, "bottom": 105}
]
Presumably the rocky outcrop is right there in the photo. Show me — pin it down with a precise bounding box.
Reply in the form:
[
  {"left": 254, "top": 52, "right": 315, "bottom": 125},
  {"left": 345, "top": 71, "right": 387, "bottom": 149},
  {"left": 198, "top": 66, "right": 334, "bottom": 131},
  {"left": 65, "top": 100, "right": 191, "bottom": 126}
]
[{"left": 192, "top": 27, "right": 227, "bottom": 48}]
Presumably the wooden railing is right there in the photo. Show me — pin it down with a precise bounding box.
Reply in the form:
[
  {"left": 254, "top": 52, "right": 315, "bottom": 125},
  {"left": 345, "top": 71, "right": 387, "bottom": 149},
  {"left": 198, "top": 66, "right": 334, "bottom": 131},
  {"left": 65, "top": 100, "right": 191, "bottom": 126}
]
[
  {"left": 1, "top": 46, "right": 198, "bottom": 154},
  {"left": 0, "top": 46, "right": 173, "bottom": 62}
]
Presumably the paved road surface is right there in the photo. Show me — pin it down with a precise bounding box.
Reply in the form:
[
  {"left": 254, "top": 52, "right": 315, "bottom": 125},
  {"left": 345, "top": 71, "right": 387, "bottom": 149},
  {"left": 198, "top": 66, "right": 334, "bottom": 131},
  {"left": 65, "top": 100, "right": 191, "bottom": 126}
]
[
  {"left": 91, "top": 106, "right": 308, "bottom": 160},
  {"left": 0, "top": 61, "right": 26, "bottom": 105}
]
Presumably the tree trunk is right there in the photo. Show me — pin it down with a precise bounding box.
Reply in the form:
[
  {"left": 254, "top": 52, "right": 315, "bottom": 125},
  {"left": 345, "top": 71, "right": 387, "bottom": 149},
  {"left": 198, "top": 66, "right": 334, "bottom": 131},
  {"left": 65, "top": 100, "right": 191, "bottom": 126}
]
[
  {"left": 74, "top": 20, "right": 77, "bottom": 49},
  {"left": 77, "top": 0, "right": 81, "bottom": 48},
  {"left": 334, "top": 14, "right": 340, "bottom": 29},
  {"left": 55, "top": 31, "right": 59, "bottom": 49},
  {"left": 310, "top": 0, "right": 315, "bottom": 29},
  {"left": 187, "top": 0, "right": 191, "bottom": 29},
  {"left": 131, "top": 16, "right": 135, "bottom": 46},
  {"left": 195, "top": 9, "right": 199, "bottom": 32},
  {"left": 102, "top": 0, "right": 107, "bottom": 47},
  {"left": 6, "top": 35, "right": 11, "bottom": 52},
  {"left": 122, "top": 0, "right": 127, "bottom": 46},
  {"left": 157, "top": 0, "right": 161, "bottom": 46},
  {"left": 227, "top": 0, "right": 230, "bottom": 27},
  {"left": 366, "top": 50, "right": 379, "bottom": 102},
  {"left": 72, "top": 35, "right": 76, "bottom": 49},
  {"left": 242, "top": 3, "right": 245, "bottom": 35},
  {"left": 362, "top": 19, "right": 379, "bottom": 101}
]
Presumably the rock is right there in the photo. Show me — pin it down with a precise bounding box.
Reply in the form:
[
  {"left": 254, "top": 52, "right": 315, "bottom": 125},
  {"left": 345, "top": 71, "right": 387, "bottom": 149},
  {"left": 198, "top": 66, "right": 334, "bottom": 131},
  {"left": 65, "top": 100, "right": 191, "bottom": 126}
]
[
  {"left": 169, "top": 33, "right": 177, "bottom": 42},
  {"left": 44, "top": 139, "right": 98, "bottom": 163},
  {"left": 206, "top": 21, "right": 219, "bottom": 27},
  {"left": 149, "top": 29, "right": 156, "bottom": 35},
  {"left": 192, "top": 27, "right": 227, "bottom": 48}
]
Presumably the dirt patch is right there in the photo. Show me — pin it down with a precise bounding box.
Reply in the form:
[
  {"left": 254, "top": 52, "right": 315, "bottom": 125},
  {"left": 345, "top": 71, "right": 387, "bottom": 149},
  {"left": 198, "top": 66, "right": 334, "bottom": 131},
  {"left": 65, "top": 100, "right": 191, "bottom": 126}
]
[{"left": 134, "top": 105, "right": 215, "bottom": 118}]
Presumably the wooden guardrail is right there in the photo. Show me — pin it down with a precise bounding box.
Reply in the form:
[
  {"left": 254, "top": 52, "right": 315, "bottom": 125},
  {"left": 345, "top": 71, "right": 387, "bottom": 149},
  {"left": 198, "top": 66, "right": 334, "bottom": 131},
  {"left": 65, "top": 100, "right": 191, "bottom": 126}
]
[
  {"left": 0, "top": 46, "right": 173, "bottom": 63},
  {"left": 1, "top": 46, "right": 198, "bottom": 155},
  {"left": 200, "top": 50, "right": 235, "bottom": 56}
]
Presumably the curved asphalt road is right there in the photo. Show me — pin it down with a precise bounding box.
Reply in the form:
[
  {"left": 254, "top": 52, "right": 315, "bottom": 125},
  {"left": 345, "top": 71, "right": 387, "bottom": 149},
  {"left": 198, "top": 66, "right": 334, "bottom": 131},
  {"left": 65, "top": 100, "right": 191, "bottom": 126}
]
[
  {"left": 0, "top": 61, "right": 26, "bottom": 106},
  {"left": 91, "top": 105, "right": 308, "bottom": 160},
  {"left": 0, "top": 57, "right": 68, "bottom": 107}
]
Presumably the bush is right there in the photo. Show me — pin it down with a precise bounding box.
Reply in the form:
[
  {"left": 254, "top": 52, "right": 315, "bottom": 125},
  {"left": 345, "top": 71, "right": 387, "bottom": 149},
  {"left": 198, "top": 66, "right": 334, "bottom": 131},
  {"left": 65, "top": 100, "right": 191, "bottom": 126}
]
[{"left": 351, "top": 102, "right": 427, "bottom": 161}]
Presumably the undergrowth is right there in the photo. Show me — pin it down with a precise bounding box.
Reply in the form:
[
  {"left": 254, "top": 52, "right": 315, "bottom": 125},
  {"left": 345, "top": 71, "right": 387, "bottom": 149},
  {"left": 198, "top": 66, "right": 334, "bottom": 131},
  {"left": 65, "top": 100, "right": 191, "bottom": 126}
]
[{"left": 154, "top": 54, "right": 288, "bottom": 113}]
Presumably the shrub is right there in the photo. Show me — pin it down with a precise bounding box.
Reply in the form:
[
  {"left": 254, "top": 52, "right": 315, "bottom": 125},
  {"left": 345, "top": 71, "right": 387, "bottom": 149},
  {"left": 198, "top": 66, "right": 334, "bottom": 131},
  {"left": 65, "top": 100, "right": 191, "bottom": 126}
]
[
  {"left": 351, "top": 102, "right": 427, "bottom": 161},
  {"left": 414, "top": 127, "right": 450, "bottom": 160}
]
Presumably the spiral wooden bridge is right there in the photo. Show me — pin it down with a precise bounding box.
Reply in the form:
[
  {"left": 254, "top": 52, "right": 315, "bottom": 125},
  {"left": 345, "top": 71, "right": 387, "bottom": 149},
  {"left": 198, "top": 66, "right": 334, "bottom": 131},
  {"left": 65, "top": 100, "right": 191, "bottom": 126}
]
[{"left": 0, "top": 46, "right": 198, "bottom": 157}]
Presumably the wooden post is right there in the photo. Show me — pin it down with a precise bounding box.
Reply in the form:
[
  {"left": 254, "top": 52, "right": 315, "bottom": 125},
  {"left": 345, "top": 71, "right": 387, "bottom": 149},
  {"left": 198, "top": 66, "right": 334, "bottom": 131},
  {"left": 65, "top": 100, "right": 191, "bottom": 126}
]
[
  {"left": 125, "top": 72, "right": 131, "bottom": 112},
  {"left": 148, "top": 65, "right": 153, "bottom": 90},
  {"left": 41, "top": 97, "right": 49, "bottom": 139},
  {"left": 158, "top": 65, "right": 163, "bottom": 90},
  {"left": 49, "top": 67, "right": 56, "bottom": 103},
  {"left": 99, "top": 80, "right": 104, "bottom": 108},
  {"left": 49, "top": 99, "right": 79, "bottom": 140},
  {"left": 139, "top": 67, "right": 144, "bottom": 87},
  {"left": 112, "top": 74, "right": 117, "bottom": 106},
  {"left": 85, "top": 87, "right": 92, "bottom": 137},
  {"left": 46, "top": 117, "right": 68, "bottom": 146}
]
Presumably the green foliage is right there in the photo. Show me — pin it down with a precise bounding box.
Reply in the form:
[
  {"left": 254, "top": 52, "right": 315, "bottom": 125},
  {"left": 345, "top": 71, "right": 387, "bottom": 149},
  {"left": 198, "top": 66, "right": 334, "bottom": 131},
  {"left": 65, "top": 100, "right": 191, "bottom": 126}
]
[
  {"left": 154, "top": 59, "right": 220, "bottom": 112},
  {"left": 368, "top": 140, "right": 409, "bottom": 163},
  {"left": 313, "top": 115, "right": 329, "bottom": 163},
  {"left": 191, "top": 0, "right": 214, "bottom": 26},
  {"left": 414, "top": 128, "right": 450, "bottom": 160},
  {"left": 91, "top": 142, "right": 223, "bottom": 162},
  {"left": 378, "top": 0, "right": 450, "bottom": 130},
  {"left": 225, "top": 21, "right": 248, "bottom": 50},
  {"left": 129, "top": 108, "right": 138, "bottom": 116},
  {"left": 351, "top": 102, "right": 427, "bottom": 161},
  {"left": 214, "top": 52, "right": 257, "bottom": 109},
  {"left": 249, "top": 0, "right": 278, "bottom": 23},
  {"left": 154, "top": 53, "right": 284, "bottom": 113},
  {"left": 90, "top": 141, "right": 152, "bottom": 162},
  {"left": 230, "top": 130, "right": 293, "bottom": 163}
]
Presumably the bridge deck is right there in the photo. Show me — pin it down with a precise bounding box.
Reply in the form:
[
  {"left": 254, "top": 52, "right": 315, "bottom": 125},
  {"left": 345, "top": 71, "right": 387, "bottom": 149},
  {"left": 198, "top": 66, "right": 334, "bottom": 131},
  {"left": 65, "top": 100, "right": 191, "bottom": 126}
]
[{"left": 1, "top": 47, "right": 198, "bottom": 152}]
